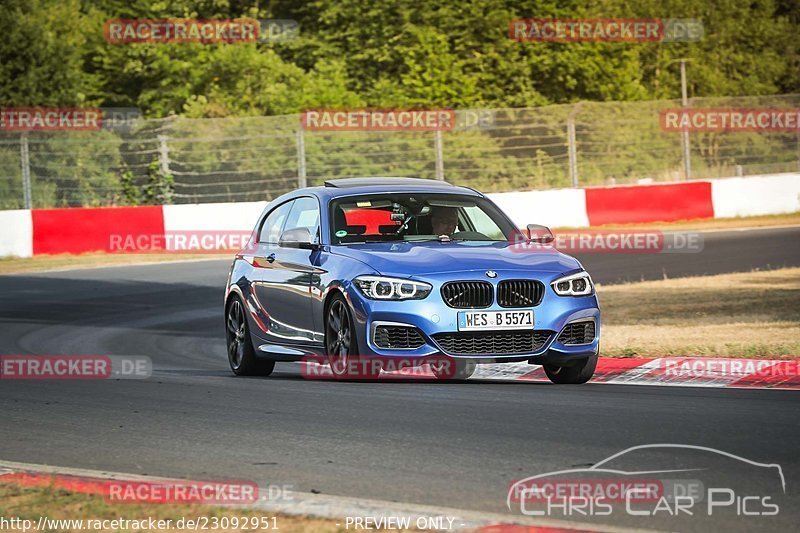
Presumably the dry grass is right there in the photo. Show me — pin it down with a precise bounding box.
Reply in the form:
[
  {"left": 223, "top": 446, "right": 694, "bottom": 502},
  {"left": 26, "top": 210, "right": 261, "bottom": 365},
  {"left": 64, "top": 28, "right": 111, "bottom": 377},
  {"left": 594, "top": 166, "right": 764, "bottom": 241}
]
[
  {"left": 0, "top": 253, "right": 224, "bottom": 275},
  {"left": 599, "top": 267, "right": 800, "bottom": 358},
  {"left": 556, "top": 211, "right": 800, "bottom": 231},
  {"left": 0, "top": 483, "right": 410, "bottom": 532}
]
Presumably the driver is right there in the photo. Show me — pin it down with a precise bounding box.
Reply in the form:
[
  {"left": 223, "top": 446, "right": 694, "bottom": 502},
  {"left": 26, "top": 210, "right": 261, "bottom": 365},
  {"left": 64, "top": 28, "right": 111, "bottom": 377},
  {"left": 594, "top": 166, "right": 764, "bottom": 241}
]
[{"left": 430, "top": 206, "right": 458, "bottom": 237}]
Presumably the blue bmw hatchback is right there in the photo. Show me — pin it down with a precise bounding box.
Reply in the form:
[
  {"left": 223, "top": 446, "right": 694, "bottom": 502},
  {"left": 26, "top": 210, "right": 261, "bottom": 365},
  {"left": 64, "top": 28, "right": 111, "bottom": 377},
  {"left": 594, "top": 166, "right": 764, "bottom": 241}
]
[{"left": 224, "top": 178, "right": 599, "bottom": 383}]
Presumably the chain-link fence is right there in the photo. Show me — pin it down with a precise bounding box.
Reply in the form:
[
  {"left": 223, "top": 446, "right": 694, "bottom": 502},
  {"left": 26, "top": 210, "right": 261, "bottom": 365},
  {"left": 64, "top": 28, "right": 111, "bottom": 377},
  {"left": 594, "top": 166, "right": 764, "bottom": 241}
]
[{"left": 1, "top": 94, "right": 799, "bottom": 209}]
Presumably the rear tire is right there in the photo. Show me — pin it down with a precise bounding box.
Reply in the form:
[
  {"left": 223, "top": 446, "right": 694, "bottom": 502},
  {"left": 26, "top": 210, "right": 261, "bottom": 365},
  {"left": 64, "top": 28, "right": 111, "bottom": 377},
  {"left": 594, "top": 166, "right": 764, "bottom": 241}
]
[
  {"left": 431, "top": 358, "right": 476, "bottom": 380},
  {"left": 543, "top": 354, "right": 597, "bottom": 384},
  {"left": 226, "top": 295, "right": 275, "bottom": 376}
]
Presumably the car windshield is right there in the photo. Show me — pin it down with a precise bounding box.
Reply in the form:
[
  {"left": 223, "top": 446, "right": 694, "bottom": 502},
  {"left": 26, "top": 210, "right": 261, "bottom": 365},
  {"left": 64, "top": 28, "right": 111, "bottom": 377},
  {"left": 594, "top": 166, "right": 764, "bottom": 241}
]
[{"left": 330, "top": 193, "right": 518, "bottom": 244}]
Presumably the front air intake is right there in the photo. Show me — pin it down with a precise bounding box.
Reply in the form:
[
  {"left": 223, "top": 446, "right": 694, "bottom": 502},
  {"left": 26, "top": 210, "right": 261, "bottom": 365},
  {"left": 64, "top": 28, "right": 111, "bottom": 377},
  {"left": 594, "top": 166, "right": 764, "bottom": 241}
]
[
  {"left": 374, "top": 325, "right": 425, "bottom": 349},
  {"left": 557, "top": 321, "right": 596, "bottom": 345},
  {"left": 432, "top": 331, "right": 552, "bottom": 355}
]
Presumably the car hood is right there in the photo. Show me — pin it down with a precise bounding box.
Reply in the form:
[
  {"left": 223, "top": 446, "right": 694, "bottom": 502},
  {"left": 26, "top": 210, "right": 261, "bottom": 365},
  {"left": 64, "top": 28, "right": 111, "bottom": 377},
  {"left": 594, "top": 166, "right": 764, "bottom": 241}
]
[{"left": 331, "top": 241, "right": 581, "bottom": 277}]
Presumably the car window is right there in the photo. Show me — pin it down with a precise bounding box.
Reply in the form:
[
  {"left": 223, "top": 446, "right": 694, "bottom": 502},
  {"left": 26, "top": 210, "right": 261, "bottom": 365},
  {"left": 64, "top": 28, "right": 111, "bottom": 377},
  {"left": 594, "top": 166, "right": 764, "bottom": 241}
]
[
  {"left": 461, "top": 205, "right": 505, "bottom": 240},
  {"left": 330, "top": 193, "right": 516, "bottom": 244},
  {"left": 258, "top": 200, "right": 294, "bottom": 244},
  {"left": 283, "top": 197, "right": 320, "bottom": 243}
]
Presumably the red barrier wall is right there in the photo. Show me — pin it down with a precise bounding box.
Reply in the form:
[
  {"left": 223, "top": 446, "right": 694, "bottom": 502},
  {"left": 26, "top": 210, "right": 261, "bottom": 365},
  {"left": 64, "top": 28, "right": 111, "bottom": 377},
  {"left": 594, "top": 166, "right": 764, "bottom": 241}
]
[
  {"left": 21, "top": 180, "right": 724, "bottom": 256},
  {"left": 585, "top": 181, "right": 714, "bottom": 225},
  {"left": 32, "top": 206, "right": 165, "bottom": 255}
]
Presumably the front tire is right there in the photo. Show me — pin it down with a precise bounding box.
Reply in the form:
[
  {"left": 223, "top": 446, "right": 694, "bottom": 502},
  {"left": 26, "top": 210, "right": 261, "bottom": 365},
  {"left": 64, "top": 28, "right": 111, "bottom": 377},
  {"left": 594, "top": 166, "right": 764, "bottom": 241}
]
[
  {"left": 325, "top": 295, "right": 379, "bottom": 380},
  {"left": 543, "top": 354, "right": 597, "bottom": 384},
  {"left": 226, "top": 295, "right": 275, "bottom": 376}
]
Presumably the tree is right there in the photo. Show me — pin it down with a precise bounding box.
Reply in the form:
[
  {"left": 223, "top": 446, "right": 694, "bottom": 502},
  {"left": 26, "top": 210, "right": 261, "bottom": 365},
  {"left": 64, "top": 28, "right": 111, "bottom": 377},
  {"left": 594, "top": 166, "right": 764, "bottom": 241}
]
[{"left": 0, "top": 0, "right": 102, "bottom": 106}]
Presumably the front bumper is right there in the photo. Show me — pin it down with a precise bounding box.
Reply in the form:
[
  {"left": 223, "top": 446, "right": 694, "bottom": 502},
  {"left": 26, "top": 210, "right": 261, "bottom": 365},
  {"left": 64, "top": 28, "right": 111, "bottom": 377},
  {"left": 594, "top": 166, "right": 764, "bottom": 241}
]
[{"left": 344, "top": 270, "right": 600, "bottom": 365}]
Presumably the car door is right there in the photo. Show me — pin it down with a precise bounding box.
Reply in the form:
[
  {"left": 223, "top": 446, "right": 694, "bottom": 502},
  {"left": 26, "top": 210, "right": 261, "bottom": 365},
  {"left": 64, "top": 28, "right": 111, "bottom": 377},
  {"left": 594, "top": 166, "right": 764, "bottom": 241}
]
[{"left": 252, "top": 196, "right": 321, "bottom": 345}]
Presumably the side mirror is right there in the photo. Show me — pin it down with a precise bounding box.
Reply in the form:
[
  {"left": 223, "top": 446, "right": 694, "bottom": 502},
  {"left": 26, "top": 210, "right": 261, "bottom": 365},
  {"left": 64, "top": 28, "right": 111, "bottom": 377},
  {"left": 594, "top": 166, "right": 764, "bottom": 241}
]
[
  {"left": 279, "top": 227, "right": 316, "bottom": 249},
  {"left": 526, "top": 224, "right": 555, "bottom": 244}
]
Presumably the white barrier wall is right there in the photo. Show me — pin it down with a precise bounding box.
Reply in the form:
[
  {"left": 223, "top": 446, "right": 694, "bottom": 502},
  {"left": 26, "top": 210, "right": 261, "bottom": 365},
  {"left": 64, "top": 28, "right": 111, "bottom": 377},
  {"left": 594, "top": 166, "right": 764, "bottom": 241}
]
[
  {"left": 489, "top": 188, "right": 590, "bottom": 228},
  {"left": 0, "top": 210, "right": 33, "bottom": 258},
  {"left": 711, "top": 173, "right": 800, "bottom": 218},
  {"left": 163, "top": 201, "right": 267, "bottom": 231},
  {"left": 162, "top": 201, "right": 268, "bottom": 232},
  {"left": 161, "top": 201, "right": 269, "bottom": 251}
]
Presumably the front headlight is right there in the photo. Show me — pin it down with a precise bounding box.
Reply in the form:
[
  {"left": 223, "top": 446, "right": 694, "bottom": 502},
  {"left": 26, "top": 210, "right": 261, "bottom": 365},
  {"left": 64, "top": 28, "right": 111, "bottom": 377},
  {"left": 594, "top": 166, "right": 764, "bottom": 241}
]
[
  {"left": 354, "top": 275, "right": 432, "bottom": 300},
  {"left": 551, "top": 271, "right": 594, "bottom": 296}
]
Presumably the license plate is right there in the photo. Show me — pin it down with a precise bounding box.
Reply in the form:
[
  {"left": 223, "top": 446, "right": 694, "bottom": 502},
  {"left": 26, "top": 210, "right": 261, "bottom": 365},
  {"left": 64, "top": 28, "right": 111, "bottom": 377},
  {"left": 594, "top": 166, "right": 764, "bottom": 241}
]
[{"left": 457, "top": 310, "right": 534, "bottom": 331}]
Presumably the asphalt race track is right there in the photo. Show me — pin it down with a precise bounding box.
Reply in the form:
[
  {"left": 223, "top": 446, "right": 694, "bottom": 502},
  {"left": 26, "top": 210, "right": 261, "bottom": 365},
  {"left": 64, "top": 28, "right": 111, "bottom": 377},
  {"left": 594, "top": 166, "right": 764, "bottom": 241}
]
[
  {"left": 576, "top": 225, "right": 800, "bottom": 284},
  {"left": 1, "top": 225, "right": 799, "bottom": 531}
]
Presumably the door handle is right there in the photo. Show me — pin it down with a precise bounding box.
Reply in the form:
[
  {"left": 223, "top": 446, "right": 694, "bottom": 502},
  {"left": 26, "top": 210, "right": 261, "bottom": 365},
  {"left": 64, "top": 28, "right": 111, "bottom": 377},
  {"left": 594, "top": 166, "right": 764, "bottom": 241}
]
[{"left": 266, "top": 253, "right": 276, "bottom": 263}]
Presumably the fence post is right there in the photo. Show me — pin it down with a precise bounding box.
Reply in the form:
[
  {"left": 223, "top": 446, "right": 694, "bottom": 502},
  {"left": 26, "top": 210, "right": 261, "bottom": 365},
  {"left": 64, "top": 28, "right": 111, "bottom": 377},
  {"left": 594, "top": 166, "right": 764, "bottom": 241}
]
[
  {"left": 157, "top": 134, "right": 171, "bottom": 176},
  {"left": 680, "top": 60, "right": 692, "bottom": 180},
  {"left": 567, "top": 117, "right": 578, "bottom": 188},
  {"left": 20, "top": 133, "right": 32, "bottom": 209},
  {"left": 296, "top": 128, "right": 307, "bottom": 188},
  {"left": 567, "top": 102, "right": 582, "bottom": 188},
  {"left": 434, "top": 129, "right": 444, "bottom": 181}
]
